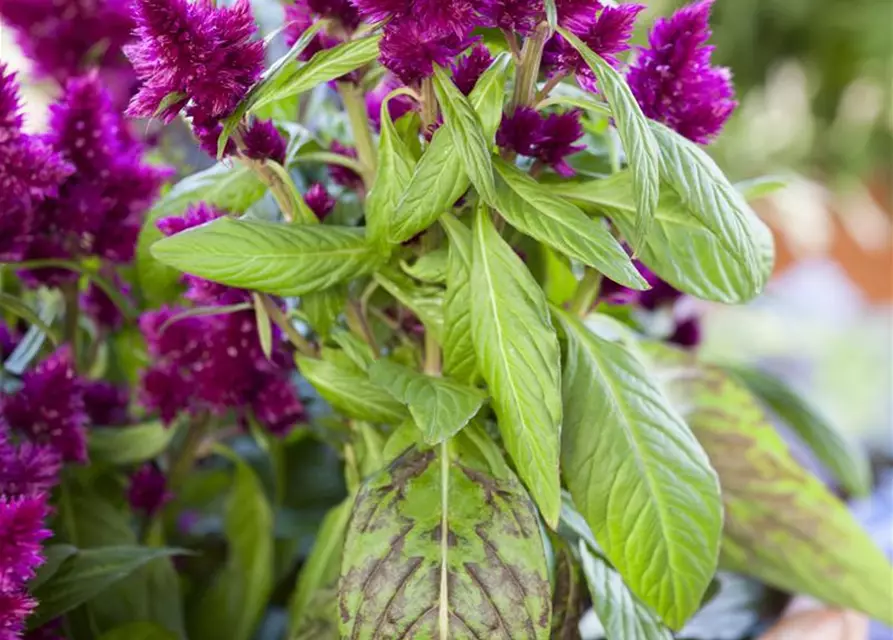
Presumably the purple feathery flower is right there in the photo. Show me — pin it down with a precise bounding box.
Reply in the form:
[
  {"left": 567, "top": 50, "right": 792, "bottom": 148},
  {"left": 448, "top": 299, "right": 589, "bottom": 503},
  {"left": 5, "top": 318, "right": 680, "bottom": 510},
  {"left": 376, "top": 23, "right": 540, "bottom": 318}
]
[
  {"left": 554, "top": 0, "right": 601, "bottom": 32},
  {"left": 497, "top": 108, "right": 584, "bottom": 176},
  {"left": 283, "top": 3, "right": 344, "bottom": 61},
  {"left": 0, "top": 494, "right": 51, "bottom": 587},
  {"left": 23, "top": 618, "right": 65, "bottom": 640},
  {"left": 304, "top": 184, "right": 336, "bottom": 221},
  {"left": 668, "top": 316, "right": 701, "bottom": 349},
  {"left": 379, "top": 19, "right": 476, "bottom": 86},
  {"left": 251, "top": 374, "right": 306, "bottom": 437},
  {"left": 139, "top": 363, "right": 191, "bottom": 426},
  {"left": 478, "top": 0, "right": 544, "bottom": 35},
  {"left": 349, "top": 0, "right": 406, "bottom": 23},
  {"left": 82, "top": 381, "right": 130, "bottom": 428},
  {"left": 125, "top": 0, "right": 264, "bottom": 123},
  {"left": 496, "top": 107, "right": 547, "bottom": 157},
  {"left": 127, "top": 464, "right": 171, "bottom": 517},
  {"left": 365, "top": 75, "right": 417, "bottom": 130},
  {"left": 545, "top": 3, "right": 644, "bottom": 92},
  {"left": 451, "top": 45, "right": 493, "bottom": 96},
  {"left": 627, "top": 0, "right": 736, "bottom": 144},
  {"left": 0, "top": 347, "right": 87, "bottom": 463},
  {"left": 0, "top": 587, "right": 36, "bottom": 639},
  {"left": 0, "top": 438, "right": 61, "bottom": 498},
  {"left": 241, "top": 120, "right": 287, "bottom": 166},
  {"left": 327, "top": 141, "right": 364, "bottom": 191}
]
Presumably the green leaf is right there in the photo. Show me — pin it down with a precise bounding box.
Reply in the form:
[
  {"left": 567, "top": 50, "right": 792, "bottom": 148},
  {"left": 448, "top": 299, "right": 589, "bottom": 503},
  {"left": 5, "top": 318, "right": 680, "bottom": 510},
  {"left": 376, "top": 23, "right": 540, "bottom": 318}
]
[
  {"left": 329, "top": 328, "right": 375, "bottom": 371},
  {"left": 550, "top": 542, "right": 586, "bottom": 640},
  {"left": 736, "top": 175, "right": 789, "bottom": 200},
  {"left": 554, "top": 309, "right": 721, "bottom": 630},
  {"left": 31, "top": 547, "right": 185, "bottom": 628},
  {"left": 30, "top": 544, "right": 78, "bottom": 591},
  {"left": 151, "top": 217, "right": 384, "bottom": 297},
  {"left": 440, "top": 214, "right": 477, "bottom": 383},
  {"left": 303, "top": 286, "right": 346, "bottom": 338},
  {"left": 400, "top": 248, "right": 448, "bottom": 284},
  {"left": 578, "top": 542, "right": 673, "bottom": 640},
  {"left": 470, "top": 205, "right": 562, "bottom": 526},
  {"left": 368, "top": 360, "right": 486, "bottom": 444},
  {"left": 98, "top": 623, "right": 177, "bottom": 640},
  {"left": 190, "top": 450, "right": 273, "bottom": 640},
  {"left": 252, "top": 293, "right": 274, "bottom": 360},
  {"left": 0, "top": 293, "right": 59, "bottom": 345},
  {"left": 381, "top": 419, "right": 422, "bottom": 462},
  {"left": 492, "top": 157, "right": 647, "bottom": 289},
  {"left": 88, "top": 422, "right": 178, "bottom": 465},
  {"left": 339, "top": 447, "right": 552, "bottom": 638},
  {"left": 389, "top": 55, "right": 509, "bottom": 243},
  {"left": 648, "top": 346, "right": 893, "bottom": 626},
  {"left": 541, "top": 246, "right": 578, "bottom": 306},
  {"left": 374, "top": 268, "right": 445, "bottom": 342},
  {"left": 650, "top": 122, "right": 775, "bottom": 300},
  {"left": 297, "top": 356, "right": 408, "bottom": 424},
  {"left": 288, "top": 498, "right": 352, "bottom": 636},
  {"left": 433, "top": 66, "right": 497, "bottom": 204},
  {"left": 544, "top": 0, "right": 558, "bottom": 31},
  {"left": 726, "top": 365, "right": 871, "bottom": 498},
  {"left": 556, "top": 27, "right": 659, "bottom": 247},
  {"left": 553, "top": 172, "right": 773, "bottom": 304}
]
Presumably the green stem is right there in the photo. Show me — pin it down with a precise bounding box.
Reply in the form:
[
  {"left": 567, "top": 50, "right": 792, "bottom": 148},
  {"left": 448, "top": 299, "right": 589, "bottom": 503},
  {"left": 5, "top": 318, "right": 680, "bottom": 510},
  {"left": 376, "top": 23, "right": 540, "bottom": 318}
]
[
  {"left": 424, "top": 331, "right": 441, "bottom": 376},
  {"left": 568, "top": 269, "right": 603, "bottom": 317},
  {"left": 61, "top": 280, "right": 80, "bottom": 370},
  {"left": 168, "top": 414, "right": 212, "bottom": 490},
  {"left": 511, "top": 23, "right": 550, "bottom": 110},
  {"left": 259, "top": 293, "right": 317, "bottom": 357},
  {"left": 338, "top": 81, "right": 377, "bottom": 184},
  {"left": 346, "top": 300, "right": 379, "bottom": 357},
  {"left": 420, "top": 77, "right": 439, "bottom": 134}
]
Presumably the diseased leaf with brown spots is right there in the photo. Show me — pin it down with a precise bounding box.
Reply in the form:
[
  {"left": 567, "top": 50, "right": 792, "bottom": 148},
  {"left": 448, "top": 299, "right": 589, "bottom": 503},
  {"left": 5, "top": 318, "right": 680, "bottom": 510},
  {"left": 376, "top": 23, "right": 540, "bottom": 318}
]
[
  {"left": 338, "top": 447, "right": 552, "bottom": 639},
  {"left": 645, "top": 344, "right": 893, "bottom": 627},
  {"left": 550, "top": 542, "right": 584, "bottom": 640}
]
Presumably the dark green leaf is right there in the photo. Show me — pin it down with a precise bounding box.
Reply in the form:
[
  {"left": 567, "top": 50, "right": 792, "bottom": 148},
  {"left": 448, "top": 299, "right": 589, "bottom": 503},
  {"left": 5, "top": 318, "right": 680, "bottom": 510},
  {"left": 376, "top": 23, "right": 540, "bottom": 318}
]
[
  {"left": 339, "top": 447, "right": 552, "bottom": 638},
  {"left": 151, "top": 217, "right": 384, "bottom": 297},
  {"left": 556, "top": 27, "right": 659, "bottom": 247},
  {"left": 98, "top": 623, "right": 177, "bottom": 640},
  {"left": 726, "top": 365, "right": 871, "bottom": 498},
  {"left": 492, "top": 157, "right": 647, "bottom": 289},
  {"left": 440, "top": 214, "right": 477, "bottom": 383},
  {"left": 368, "top": 359, "right": 486, "bottom": 444},
  {"left": 554, "top": 309, "right": 721, "bottom": 629},
  {"left": 433, "top": 67, "right": 497, "bottom": 204},
  {"left": 88, "top": 422, "right": 178, "bottom": 465},
  {"left": 550, "top": 542, "right": 585, "bottom": 640},
  {"left": 297, "top": 356, "right": 408, "bottom": 424},
  {"left": 30, "top": 544, "right": 77, "bottom": 591},
  {"left": 470, "top": 206, "right": 562, "bottom": 526}
]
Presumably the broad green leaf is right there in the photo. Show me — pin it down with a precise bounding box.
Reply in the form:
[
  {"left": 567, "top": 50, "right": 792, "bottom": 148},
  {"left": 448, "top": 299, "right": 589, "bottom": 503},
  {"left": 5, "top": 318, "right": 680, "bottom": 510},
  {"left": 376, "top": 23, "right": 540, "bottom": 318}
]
[
  {"left": 578, "top": 542, "right": 673, "bottom": 640},
  {"left": 303, "top": 286, "right": 346, "bottom": 338},
  {"left": 368, "top": 359, "right": 486, "bottom": 444},
  {"left": 650, "top": 122, "right": 775, "bottom": 300},
  {"left": 440, "top": 214, "right": 477, "bottom": 383},
  {"left": 649, "top": 347, "right": 893, "bottom": 626},
  {"left": 98, "top": 623, "right": 176, "bottom": 640},
  {"left": 492, "top": 157, "right": 646, "bottom": 289},
  {"left": 390, "top": 55, "right": 509, "bottom": 243},
  {"left": 0, "top": 293, "right": 59, "bottom": 345},
  {"left": 553, "top": 172, "right": 773, "bottom": 303},
  {"left": 374, "top": 269, "right": 445, "bottom": 342},
  {"left": 137, "top": 163, "right": 266, "bottom": 306},
  {"left": 297, "top": 356, "right": 408, "bottom": 424},
  {"left": 88, "top": 422, "right": 177, "bottom": 465},
  {"left": 151, "top": 217, "right": 384, "bottom": 297},
  {"left": 433, "top": 66, "right": 497, "bottom": 204},
  {"left": 339, "top": 447, "right": 552, "bottom": 638},
  {"left": 330, "top": 328, "right": 375, "bottom": 371},
  {"left": 291, "top": 588, "right": 339, "bottom": 640},
  {"left": 30, "top": 544, "right": 77, "bottom": 591},
  {"left": 30, "top": 546, "right": 185, "bottom": 628},
  {"left": 400, "top": 248, "right": 448, "bottom": 284},
  {"left": 726, "top": 365, "right": 871, "bottom": 498},
  {"left": 556, "top": 27, "right": 659, "bottom": 247},
  {"left": 555, "top": 309, "right": 722, "bottom": 630},
  {"left": 381, "top": 419, "right": 422, "bottom": 462},
  {"left": 470, "top": 206, "right": 562, "bottom": 526},
  {"left": 366, "top": 90, "right": 417, "bottom": 245},
  {"left": 288, "top": 498, "right": 352, "bottom": 636},
  {"left": 190, "top": 450, "right": 273, "bottom": 640},
  {"left": 541, "top": 246, "right": 578, "bottom": 306}
]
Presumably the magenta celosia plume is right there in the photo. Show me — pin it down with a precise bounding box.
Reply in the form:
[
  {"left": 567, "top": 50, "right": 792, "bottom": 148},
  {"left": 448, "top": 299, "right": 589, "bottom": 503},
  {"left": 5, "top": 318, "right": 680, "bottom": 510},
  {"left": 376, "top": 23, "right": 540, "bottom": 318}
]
[
  {"left": 127, "top": 464, "right": 171, "bottom": 517},
  {"left": 497, "top": 108, "right": 585, "bottom": 176}
]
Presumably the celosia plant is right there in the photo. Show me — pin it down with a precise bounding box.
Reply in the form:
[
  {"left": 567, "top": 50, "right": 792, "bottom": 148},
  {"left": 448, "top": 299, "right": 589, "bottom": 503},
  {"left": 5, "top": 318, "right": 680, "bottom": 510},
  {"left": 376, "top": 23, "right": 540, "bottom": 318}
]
[{"left": 0, "top": 0, "right": 890, "bottom": 639}]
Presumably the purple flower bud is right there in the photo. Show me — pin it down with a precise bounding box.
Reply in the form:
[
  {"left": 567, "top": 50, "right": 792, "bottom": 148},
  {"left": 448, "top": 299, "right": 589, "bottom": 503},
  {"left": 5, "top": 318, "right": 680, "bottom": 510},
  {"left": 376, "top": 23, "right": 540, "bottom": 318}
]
[
  {"left": 284, "top": 3, "right": 345, "bottom": 61},
  {"left": 327, "top": 141, "right": 364, "bottom": 191},
  {"left": 139, "top": 307, "right": 204, "bottom": 364},
  {"left": 0, "top": 586, "right": 36, "bottom": 638},
  {"left": 0, "top": 438, "right": 61, "bottom": 498},
  {"left": 139, "top": 363, "right": 191, "bottom": 426},
  {"left": 242, "top": 120, "right": 287, "bottom": 166},
  {"left": 251, "top": 374, "right": 306, "bottom": 437},
  {"left": 497, "top": 107, "right": 547, "bottom": 157},
  {"left": 0, "top": 494, "right": 51, "bottom": 587},
  {"left": 496, "top": 108, "right": 584, "bottom": 176},
  {"left": 378, "top": 19, "right": 476, "bottom": 86},
  {"left": 304, "top": 184, "right": 336, "bottom": 221},
  {"left": 127, "top": 464, "right": 171, "bottom": 517},
  {"left": 0, "top": 347, "right": 87, "bottom": 463},
  {"left": 365, "top": 75, "right": 417, "bottom": 130},
  {"left": 82, "top": 381, "right": 130, "bottom": 428},
  {"left": 450, "top": 45, "right": 493, "bottom": 96},
  {"left": 478, "top": 0, "right": 544, "bottom": 35},
  {"left": 668, "top": 316, "right": 702, "bottom": 349},
  {"left": 349, "top": 0, "right": 406, "bottom": 24},
  {"left": 294, "top": 0, "right": 362, "bottom": 32},
  {"left": 627, "top": 0, "right": 736, "bottom": 144}
]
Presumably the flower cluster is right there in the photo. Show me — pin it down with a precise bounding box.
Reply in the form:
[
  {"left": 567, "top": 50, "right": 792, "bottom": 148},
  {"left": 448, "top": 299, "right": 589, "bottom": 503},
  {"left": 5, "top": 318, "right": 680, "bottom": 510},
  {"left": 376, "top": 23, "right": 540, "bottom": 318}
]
[
  {"left": 139, "top": 205, "right": 306, "bottom": 436},
  {"left": 284, "top": 0, "right": 362, "bottom": 62},
  {"left": 497, "top": 108, "right": 586, "bottom": 176},
  {"left": 627, "top": 0, "right": 736, "bottom": 144},
  {"left": 128, "top": 464, "right": 171, "bottom": 517}
]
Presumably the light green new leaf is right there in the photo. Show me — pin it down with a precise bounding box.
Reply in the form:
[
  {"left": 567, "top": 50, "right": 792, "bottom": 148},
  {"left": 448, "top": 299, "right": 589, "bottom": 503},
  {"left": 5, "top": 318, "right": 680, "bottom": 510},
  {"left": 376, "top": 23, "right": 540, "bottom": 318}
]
[
  {"left": 374, "top": 269, "right": 444, "bottom": 342},
  {"left": 492, "top": 158, "right": 647, "bottom": 289},
  {"left": 288, "top": 498, "right": 352, "bottom": 637},
  {"left": 440, "top": 214, "right": 477, "bottom": 383},
  {"left": 401, "top": 248, "right": 448, "bottom": 284},
  {"left": 151, "top": 217, "right": 384, "bottom": 297},
  {"left": 647, "top": 345, "right": 893, "bottom": 626},
  {"left": 650, "top": 122, "right": 775, "bottom": 300},
  {"left": 89, "top": 422, "right": 178, "bottom": 465},
  {"left": 727, "top": 365, "right": 871, "bottom": 498},
  {"left": 303, "top": 286, "right": 347, "bottom": 338},
  {"left": 557, "top": 27, "right": 659, "bottom": 247},
  {"left": 189, "top": 450, "right": 273, "bottom": 640},
  {"left": 98, "top": 623, "right": 177, "bottom": 640},
  {"left": 30, "top": 546, "right": 185, "bottom": 628},
  {"left": 339, "top": 447, "right": 552, "bottom": 639},
  {"left": 390, "top": 55, "right": 509, "bottom": 243},
  {"left": 554, "top": 309, "right": 722, "bottom": 629},
  {"left": 552, "top": 172, "right": 773, "bottom": 304},
  {"left": 578, "top": 542, "right": 673, "bottom": 640},
  {"left": 297, "top": 356, "right": 408, "bottom": 424},
  {"left": 368, "top": 360, "right": 486, "bottom": 444},
  {"left": 433, "top": 66, "right": 497, "bottom": 204},
  {"left": 470, "top": 206, "right": 562, "bottom": 526}
]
